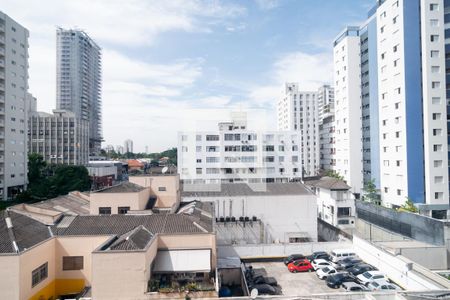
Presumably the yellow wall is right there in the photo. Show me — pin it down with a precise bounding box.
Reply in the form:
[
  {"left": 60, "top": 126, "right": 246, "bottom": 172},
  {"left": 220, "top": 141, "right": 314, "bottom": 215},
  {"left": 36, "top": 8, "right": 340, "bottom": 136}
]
[{"left": 0, "top": 254, "right": 20, "bottom": 299}]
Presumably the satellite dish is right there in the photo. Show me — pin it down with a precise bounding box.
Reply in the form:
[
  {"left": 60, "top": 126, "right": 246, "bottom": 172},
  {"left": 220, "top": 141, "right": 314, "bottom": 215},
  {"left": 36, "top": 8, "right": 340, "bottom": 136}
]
[
  {"left": 161, "top": 166, "right": 168, "bottom": 174},
  {"left": 250, "top": 288, "right": 258, "bottom": 299}
]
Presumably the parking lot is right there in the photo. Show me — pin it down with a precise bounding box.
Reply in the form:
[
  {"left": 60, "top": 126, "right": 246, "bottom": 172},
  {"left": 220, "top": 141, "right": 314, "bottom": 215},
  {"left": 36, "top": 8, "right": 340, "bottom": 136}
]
[{"left": 249, "top": 262, "right": 339, "bottom": 296}]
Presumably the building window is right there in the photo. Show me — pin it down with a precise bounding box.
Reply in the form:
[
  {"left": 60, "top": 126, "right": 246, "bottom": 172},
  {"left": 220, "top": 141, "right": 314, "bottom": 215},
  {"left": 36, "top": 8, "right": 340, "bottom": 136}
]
[
  {"left": 430, "top": 3, "right": 439, "bottom": 11},
  {"left": 430, "top": 35, "right": 439, "bottom": 42},
  {"left": 430, "top": 19, "right": 439, "bottom": 27},
  {"left": 32, "top": 262, "right": 48, "bottom": 287},
  {"left": 432, "top": 81, "right": 441, "bottom": 89},
  {"left": 99, "top": 207, "right": 111, "bottom": 215},
  {"left": 206, "top": 135, "right": 219, "bottom": 141},
  {"left": 433, "top": 144, "right": 442, "bottom": 152},
  {"left": 63, "top": 256, "right": 84, "bottom": 271},
  {"left": 118, "top": 207, "right": 130, "bottom": 214},
  {"left": 158, "top": 186, "right": 167, "bottom": 191},
  {"left": 434, "top": 160, "right": 443, "bottom": 167},
  {"left": 397, "top": 189, "right": 402, "bottom": 196},
  {"left": 337, "top": 207, "right": 351, "bottom": 217},
  {"left": 431, "top": 50, "right": 439, "bottom": 58}
]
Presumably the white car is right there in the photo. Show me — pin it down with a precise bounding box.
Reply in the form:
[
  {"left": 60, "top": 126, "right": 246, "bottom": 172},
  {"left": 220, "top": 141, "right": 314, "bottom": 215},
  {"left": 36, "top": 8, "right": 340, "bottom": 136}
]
[
  {"left": 342, "top": 282, "right": 369, "bottom": 292},
  {"left": 367, "top": 279, "right": 400, "bottom": 291},
  {"left": 311, "top": 259, "right": 332, "bottom": 270},
  {"left": 357, "top": 271, "right": 388, "bottom": 286},
  {"left": 316, "top": 266, "right": 338, "bottom": 280}
]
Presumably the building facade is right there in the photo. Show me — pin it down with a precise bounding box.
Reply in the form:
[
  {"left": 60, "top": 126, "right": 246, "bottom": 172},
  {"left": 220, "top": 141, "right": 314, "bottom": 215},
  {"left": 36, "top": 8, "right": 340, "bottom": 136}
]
[
  {"left": 56, "top": 28, "right": 102, "bottom": 155},
  {"left": 28, "top": 110, "right": 89, "bottom": 165},
  {"left": 335, "top": 0, "right": 449, "bottom": 207},
  {"left": 317, "top": 85, "right": 335, "bottom": 171},
  {"left": 178, "top": 113, "right": 302, "bottom": 184},
  {"left": 277, "top": 83, "right": 320, "bottom": 176},
  {"left": 0, "top": 12, "right": 29, "bottom": 200},
  {"left": 332, "top": 27, "right": 364, "bottom": 195}
]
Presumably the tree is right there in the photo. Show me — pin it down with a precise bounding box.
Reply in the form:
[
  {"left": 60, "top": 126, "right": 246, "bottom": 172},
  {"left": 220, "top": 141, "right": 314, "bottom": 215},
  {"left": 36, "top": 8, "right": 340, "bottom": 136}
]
[
  {"left": 28, "top": 153, "right": 47, "bottom": 183},
  {"left": 324, "top": 170, "right": 344, "bottom": 180},
  {"left": 363, "top": 179, "right": 380, "bottom": 205},
  {"left": 398, "top": 197, "right": 418, "bottom": 213}
]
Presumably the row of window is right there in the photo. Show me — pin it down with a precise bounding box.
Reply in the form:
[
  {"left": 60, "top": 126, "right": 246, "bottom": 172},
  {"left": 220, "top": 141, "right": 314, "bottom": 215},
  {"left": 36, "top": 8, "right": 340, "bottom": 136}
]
[{"left": 32, "top": 256, "right": 84, "bottom": 288}]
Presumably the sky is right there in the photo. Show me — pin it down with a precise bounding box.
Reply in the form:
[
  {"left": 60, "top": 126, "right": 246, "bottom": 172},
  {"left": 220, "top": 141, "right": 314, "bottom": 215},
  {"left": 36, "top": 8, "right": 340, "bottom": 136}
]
[{"left": 0, "top": 0, "right": 373, "bottom": 152}]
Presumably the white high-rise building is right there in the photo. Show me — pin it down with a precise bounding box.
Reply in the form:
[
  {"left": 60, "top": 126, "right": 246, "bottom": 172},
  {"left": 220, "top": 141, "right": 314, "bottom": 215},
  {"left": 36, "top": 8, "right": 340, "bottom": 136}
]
[
  {"left": 179, "top": 112, "right": 302, "bottom": 184},
  {"left": 277, "top": 83, "right": 320, "bottom": 177},
  {"left": 332, "top": 27, "right": 364, "bottom": 195},
  {"left": 0, "top": 12, "right": 29, "bottom": 200},
  {"left": 56, "top": 28, "right": 102, "bottom": 155},
  {"left": 334, "top": 0, "right": 449, "bottom": 207},
  {"left": 317, "top": 85, "right": 335, "bottom": 171}
]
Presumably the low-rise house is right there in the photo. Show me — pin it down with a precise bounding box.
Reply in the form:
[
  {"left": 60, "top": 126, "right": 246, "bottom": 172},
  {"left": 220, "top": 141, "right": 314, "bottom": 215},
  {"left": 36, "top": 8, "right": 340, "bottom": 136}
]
[
  {"left": 0, "top": 201, "right": 215, "bottom": 300},
  {"left": 305, "top": 176, "right": 356, "bottom": 229}
]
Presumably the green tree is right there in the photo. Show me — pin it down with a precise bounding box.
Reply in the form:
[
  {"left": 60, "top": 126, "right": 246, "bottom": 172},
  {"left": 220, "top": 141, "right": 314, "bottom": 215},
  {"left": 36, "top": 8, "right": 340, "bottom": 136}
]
[
  {"left": 363, "top": 179, "right": 380, "bottom": 205},
  {"left": 324, "top": 170, "right": 344, "bottom": 180},
  {"left": 398, "top": 197, "right": 418, "bottom": 213},
  {"left": 28, "top": 153, "right": 47, "bottom": 183}
]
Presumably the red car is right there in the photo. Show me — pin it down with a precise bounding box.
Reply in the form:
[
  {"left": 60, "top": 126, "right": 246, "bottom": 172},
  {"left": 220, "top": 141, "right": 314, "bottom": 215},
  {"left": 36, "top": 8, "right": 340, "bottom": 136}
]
[{"left": 287, "top": 259, "right": 314, "bottom": 273}]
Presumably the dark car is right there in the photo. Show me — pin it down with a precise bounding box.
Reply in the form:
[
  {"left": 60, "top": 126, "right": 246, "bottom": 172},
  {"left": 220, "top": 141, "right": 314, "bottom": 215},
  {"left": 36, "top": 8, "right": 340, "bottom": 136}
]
[
  {"left": 326, "top": 272, "right": 356, "bottom": 289},
  {"left": 347, "top": 264, "right": 376, "bottom": 276},
  {"left": 337, "top": 258, "right": 362, "bottom": 270},
  {"left": 252, "top": 276, "right": 278, "bottom": 286},
  {"left": 307, "top": 251, "right": 330, "bottom": 261},
  {"left": 284, "top": 254, "right": 306, "bottom": 265},
  {"left": 250, "top": 284, "right": 282, "bottom": 295}
]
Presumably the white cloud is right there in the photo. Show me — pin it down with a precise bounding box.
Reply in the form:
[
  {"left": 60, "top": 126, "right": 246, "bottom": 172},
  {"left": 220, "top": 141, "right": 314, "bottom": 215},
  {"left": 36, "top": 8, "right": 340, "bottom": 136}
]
[
  {"left": 248, "top": 51, "right": 333, "bottom": 107},
  {"left": 254, "top": 0, "right": 280, "bottom": 10}
]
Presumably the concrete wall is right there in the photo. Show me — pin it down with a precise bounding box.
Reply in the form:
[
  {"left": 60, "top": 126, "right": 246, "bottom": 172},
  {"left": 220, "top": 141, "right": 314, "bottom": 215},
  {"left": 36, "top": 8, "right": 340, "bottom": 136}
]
[
  {"left": 218, "top": 241, "right": 352, "bottom": 258},
  {"left": 91, "top": 238, "right": 158, "bottom": 300},
  {"left": 356, "top": 200, "right": 446, "bottom": 245},
  {"left": 89, "top": 187, "right": 151, "bottom": 214},
  {"left": 353, "top": 235, "right": 450, "bottom": 290},
  {"left": 184, "top": 193, "right": 317, "bottom": 243},
  {"left": 55, "top": 236, "right": 110, "bottom": 285},
  {"left": 19, "top": 238, "right": 56, "bottom": 300},
  {"left": 399, "top": 247, "right": 447, "bottom": 270},
  {"left": 355, "top": 218, "right": 410, "bottom": 242},
  {"left": 0, "top": 254, "right": 20, "bottom": 300},
  {"left": 129, "top": 175, "right": 180, "bottom": 211}
]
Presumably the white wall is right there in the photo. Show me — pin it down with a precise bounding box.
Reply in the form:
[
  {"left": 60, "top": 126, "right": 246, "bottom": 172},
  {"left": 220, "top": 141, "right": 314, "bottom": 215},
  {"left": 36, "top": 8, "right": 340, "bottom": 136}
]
[
  {"left": 353, "top": 235, "right": 450, "bottom": 290},
  {"left": 184, "top": 194, "right": 317, "bottom": 243}
]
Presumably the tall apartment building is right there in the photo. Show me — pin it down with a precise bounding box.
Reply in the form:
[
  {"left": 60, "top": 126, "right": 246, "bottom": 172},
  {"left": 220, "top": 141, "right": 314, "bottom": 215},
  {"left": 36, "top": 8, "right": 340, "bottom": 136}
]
[
  {"left": 334, "top": 0, "right": 449, "bottom": 207},
  {"left": 0, "top": 12, "right": 29, "bottom": 200},
  {"left": 178, "top": 112, "right": 302, "bottom": 184},
  {"left": 124, "top": 139, "right": 133, "bottom": 153},
  {"left": 443, "top": 0, "right": 450, "bottom": 206},
  {"left": 56, "top": 28, "right": 102, "bottom": 155},
  {"left": 277, "top": 83, "right": 320, "bottom": 176},
  {"left": 317, "top": 85, "right": 335, "bottom": 171},
  {"left": 28, "top": 110, "right": 89, "bottom": 165}
]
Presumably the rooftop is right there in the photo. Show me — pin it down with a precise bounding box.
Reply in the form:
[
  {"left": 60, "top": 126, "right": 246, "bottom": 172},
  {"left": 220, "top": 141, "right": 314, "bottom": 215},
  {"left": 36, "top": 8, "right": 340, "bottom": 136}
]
[
  {"left": 181, "top": 182, "right": 312, "bottom": 197},
  {"left": 106, "top": 225, "right": 154, "bottom": 251},
  {"left": 304, "top": 177, "right": 351, "bottom": 191},
  {"left": 31, "top": 192, "right": 90, "bottom": 215},
  {"left": 94, "top": 181, "right": 146, "bottom": 193}
]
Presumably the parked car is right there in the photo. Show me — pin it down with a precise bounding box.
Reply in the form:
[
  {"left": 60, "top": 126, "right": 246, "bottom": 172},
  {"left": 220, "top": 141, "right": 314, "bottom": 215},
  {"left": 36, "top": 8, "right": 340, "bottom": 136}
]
[
  {"left": 251, "top": 284, "right": 282, "bottom": 295},
  {"left": 330, "top": 249, "right": 357, "bottom": 264},
  {"left": 316, "top": 266, "right": 338, "bottom": 280},
  {"left": 357, "top": 271, "right": 388, "bottom": 286},
  {"left": 252, "top": 276, "right": 278, "bottom": 286},
  {"left": 337, "top": 258, "right": 362, "bottom": 270},
  {"left": 342, "top": 282, "right": 369, "bottom": 292},
  {"left": 307, "top": 251, "right": 330, "bottom": 262},
  {"left": 347, "top": 264, "right": 376, "bottom": 276},
  {"left": 311, "top": 259, "right": 333, "bottom": 270},
  {"left": 284, "top": 254, "right": 306, "bottom": 265},
  {"left": 287, "top": 259, "right": 314, "bottom": 273},
  {"left": 326, "top": 272, "right": 356, "bottom": 289},
  {"left": 367, "top": 280, "right": 400, "bottom": 291}
]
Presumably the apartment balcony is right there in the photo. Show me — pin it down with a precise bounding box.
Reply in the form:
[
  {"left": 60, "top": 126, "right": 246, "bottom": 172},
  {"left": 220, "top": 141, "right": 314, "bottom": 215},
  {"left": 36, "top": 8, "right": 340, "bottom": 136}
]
[
  {"left": 0, "top": 168, "right": 4, "bottom": 174},
  {"left": 0, "top": 59, "right": 4, "bottom": 67},
  {"left": 0, "top": 24, "right": 4, "bottom": 32},
  {"left": 0, "top": 48, "right": 4, "bottom": 56},
  {"left": 0, "top": 95, "right": 4, "bottom": 103},
  {"left": 0, "top": 71, "right": 4, "bottom": 80},
  {"left": 0, "top": 36, "right": 4, "bottom": 45},
  {"left": 0, "top": 83, "right": 4, "bottom": 90},
  {"left": 0, "top": 120, "right": 4, "bottom": 127}
]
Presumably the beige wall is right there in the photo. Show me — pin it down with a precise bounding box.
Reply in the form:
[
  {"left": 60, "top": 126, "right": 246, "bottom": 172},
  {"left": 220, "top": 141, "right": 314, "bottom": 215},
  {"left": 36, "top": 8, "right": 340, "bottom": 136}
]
[
  {"left": 158, "top": 234, "right": 217, "bottom": 269},
  {"left": 19, "top": 238, "right": 56, "bottom": 300},
  {"left": 55, "top": 236, "right": 110, "bottom": 285},
  {"left": 0, "top": 254, "right": 20, "bottom": 299},
  {"left": 91, "top": 238, "right": 158, "bottom": 300},
  {"left": 89, "top": 188, "right": 151, "bottom": 214},
  {"left": 129, "top": 175, "right": 180, "bottom": 211}
]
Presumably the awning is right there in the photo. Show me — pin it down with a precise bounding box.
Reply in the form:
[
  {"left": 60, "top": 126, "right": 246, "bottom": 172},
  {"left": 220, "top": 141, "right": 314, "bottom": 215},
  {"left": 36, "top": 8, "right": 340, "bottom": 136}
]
[{"left": 153, "top": 249, "right": 211, "bottom": 273}]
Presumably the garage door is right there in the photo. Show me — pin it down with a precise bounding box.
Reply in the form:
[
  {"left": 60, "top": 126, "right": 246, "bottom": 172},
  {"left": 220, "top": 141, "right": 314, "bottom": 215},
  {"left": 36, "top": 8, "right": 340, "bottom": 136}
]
[{"left": 153, "top": 249, "right": 211, "bottom": 272}]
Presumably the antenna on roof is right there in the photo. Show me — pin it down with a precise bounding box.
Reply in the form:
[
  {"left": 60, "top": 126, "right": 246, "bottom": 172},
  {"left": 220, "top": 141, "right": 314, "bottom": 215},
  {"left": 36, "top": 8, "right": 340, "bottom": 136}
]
[{"left": 162, "top": 166, "right": 168, "bottom": 174}]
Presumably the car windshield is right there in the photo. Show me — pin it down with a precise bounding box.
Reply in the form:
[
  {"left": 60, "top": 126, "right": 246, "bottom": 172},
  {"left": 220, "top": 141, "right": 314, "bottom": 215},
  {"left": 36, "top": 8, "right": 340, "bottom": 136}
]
[
  {"left": 322, "top": 267, "right": 330, "bottom": 272},
  {"left": 362, "top": 272, "right": 372, "bottom": 279},
  {"left": 371, "top": 282, "right": 379, "bottom": 287},
  {"left": 386, "top": 285, "right": 395, "bottom": 290}
]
